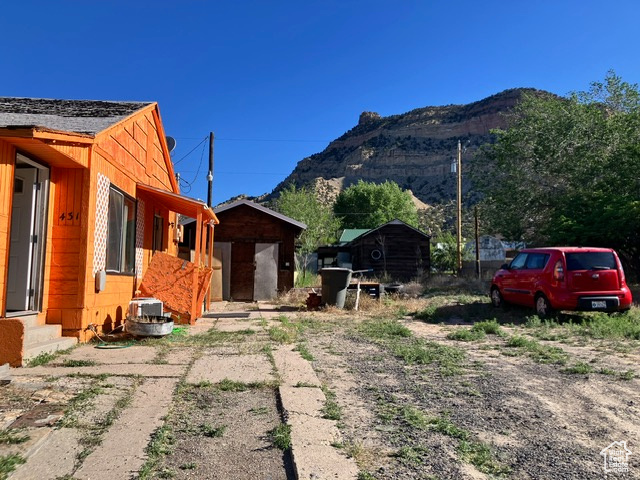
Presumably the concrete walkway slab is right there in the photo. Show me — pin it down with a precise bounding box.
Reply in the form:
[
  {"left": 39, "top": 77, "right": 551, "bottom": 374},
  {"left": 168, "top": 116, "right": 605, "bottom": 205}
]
[
  {"left": 75, "top": 377, "right": 178, "bottom": 480},
  {"left": 275, "top": 346, "right": 358, "bottom": 480},
  {"left": 11, "top": 428, "right": 82, "bottom": 480},
  {"left": 62, "top": 345, "right": 157, "bottom": 364},
  {"left": 186, "top": 353, "right": 274, "bottom": 384},
  {"left": 14, "top": 364, "right": 186, "bottom": 378},
  {"left": 273, "top": 346, "right": 319, "bottom": 386},
  {"left": 279, "top": 385, "right": 324, "bottom": 415}
]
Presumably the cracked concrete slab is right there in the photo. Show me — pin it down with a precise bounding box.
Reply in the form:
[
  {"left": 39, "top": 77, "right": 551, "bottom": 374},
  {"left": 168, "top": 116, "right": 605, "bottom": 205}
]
[
  {"left": 13, "top": 364, "right": 186, "bottom": 378},
  {"left": 186, "top": 353, "right": 274, "bottom": 384},
  {"left": 11, "top": 428, "right": 82, "bottom": 480},
  {"left": 273, "top": 345, "right": 319, "bottom": 386},
  {"left": 279, "top": 385, "right": 324, "bottom": 415},
  {"left": 275, "top": 346, "right": 359, "bottom": 480},
  {"left": 61, "top": 345, "right": 157, "bottom": 364},
  {"left": 75, "top": 377, "right": 178, "bottom": 480}
]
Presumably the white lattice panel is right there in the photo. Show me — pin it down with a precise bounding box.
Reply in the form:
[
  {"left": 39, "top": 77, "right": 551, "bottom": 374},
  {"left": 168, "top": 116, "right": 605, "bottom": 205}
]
[
  {"left": 135, "top": 199, "right": 145, "bottom": 276},
  {"left": 92, "top": 173, "right": 110, "bottom": 276}
]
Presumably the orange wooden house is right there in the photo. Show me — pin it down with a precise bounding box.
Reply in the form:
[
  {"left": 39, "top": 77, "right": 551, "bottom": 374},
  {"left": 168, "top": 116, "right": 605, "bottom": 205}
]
[{"left": 0, "top": 97, "right": 218, "bottom": 366}]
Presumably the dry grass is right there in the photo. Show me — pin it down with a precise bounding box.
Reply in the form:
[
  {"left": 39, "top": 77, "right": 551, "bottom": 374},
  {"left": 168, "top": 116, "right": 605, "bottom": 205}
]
[{"left": 424, "top": 275, "right": 489, "bottom": 295}]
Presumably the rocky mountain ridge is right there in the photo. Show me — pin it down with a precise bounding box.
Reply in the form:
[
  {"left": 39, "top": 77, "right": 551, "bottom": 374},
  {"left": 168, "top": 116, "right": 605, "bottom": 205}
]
[{"left": 269, "top": 88, "right": 543, "bottom": 206}]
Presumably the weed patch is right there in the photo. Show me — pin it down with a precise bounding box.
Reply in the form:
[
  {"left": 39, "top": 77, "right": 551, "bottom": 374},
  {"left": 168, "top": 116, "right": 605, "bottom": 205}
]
[
  {"left": 0, "top": 454, "right": 26, "bottom": 478},
  {"left": 358, "top": 319, "right": 412, "bottom": 339},
  {"left": 139, "top": 425, "right": 175, "bottom": 479},
  {"left": 61, "top": 359, "right": 97, "bottom": 367},
  {"left": 458, "top": 440, "right": 510, "bottom": 476},
  {"left": 472, "top": 319, "right": 504, "bottom": 336},
  {"left": 394, "top": 445, "right": 426, "bottom": 465},
  {"left": 504, "top": 335, "right": 568, "bottom": 364},
  {"left": 447, "top": 328, "right": 486, "bottom": 342},
  {"left": 269, "top": 423, "right": 291, "bottom": 451},
  {"left": 0, "top": 429, "right": 29, "bottom": 445},
  {"left": 295, "top": 342, "right": 314, "bottom": 361},
  {"left": 216, "top": 378, "right": 266, "bottom": 391},
  {"left": 562, "top": 362, "right": 594, "bottom": 374},
  {"left": 389, "top": 339, "right": 465, "bottom": 376},
  {"left": 200, "top": 423, "right": 226, "bottom": 437},
  {"left": 322, "top": 385, "right": 342, "bottom": 420}
]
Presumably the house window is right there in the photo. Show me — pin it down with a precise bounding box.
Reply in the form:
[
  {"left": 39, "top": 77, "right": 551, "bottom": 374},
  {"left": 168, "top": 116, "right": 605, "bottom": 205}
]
[
  {"left": 106, "top": 187, "right": 136, "bottom": 273},
  {"left": 153, "top": 215, "right": 164, "bottom": 253}
]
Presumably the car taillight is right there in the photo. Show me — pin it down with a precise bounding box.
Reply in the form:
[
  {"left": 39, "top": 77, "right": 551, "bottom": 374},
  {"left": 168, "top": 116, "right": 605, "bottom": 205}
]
[
  {"left": 618, "top": 264, "right": 626, "bottom": 289},
  {"left": 553, "top": 260, "right": 564, "bottom": 282}
]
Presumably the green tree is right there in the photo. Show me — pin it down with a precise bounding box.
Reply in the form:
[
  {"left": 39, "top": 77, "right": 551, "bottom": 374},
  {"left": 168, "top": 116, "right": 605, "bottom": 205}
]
[
  {"left": 430, "top": 232, "right": 472, "bottom": 274},
  {"left": 333, "top": 180, "right": 419, "bottom": 229},
  {"left": 475, "top": 71, "right": 640, "bottom": 276},
  {"left": 274, "top": 184, "right": 341, "bottom": 279}
]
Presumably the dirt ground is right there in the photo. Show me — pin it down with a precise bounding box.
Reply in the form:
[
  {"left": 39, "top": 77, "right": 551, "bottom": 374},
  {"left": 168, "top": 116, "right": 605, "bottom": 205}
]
[{"left": 301, "top": 300, "right": 640, "bottom": 479}]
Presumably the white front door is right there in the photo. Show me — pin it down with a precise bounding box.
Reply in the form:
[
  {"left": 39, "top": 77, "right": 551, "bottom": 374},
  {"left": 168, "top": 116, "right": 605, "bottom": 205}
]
[
  {"left": 6, "top": 167, "right": 38, "bottom": 311},
  {"left": 253, "top": 243, "right": 278, "bottom": 301}
]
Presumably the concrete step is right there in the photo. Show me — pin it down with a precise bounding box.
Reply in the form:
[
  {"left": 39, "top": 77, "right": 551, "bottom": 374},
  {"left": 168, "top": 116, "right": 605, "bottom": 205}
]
[
  {"left": 22, "top": 337, "right": 77, "bottom": 365},
  {"left": 0, "top": 363, "right": 10, "bottom": 385},
  {"left": 24, "top": 324, "right": 62, "bottom": 346},
  {"left": 18, "top": 314, "right": 41, "bottom": 329}
]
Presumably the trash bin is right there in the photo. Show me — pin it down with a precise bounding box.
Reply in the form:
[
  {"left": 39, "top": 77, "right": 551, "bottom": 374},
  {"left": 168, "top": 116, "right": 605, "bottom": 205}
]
[{"left": 320, "top": 267, "right": 352, "bottom": 308}]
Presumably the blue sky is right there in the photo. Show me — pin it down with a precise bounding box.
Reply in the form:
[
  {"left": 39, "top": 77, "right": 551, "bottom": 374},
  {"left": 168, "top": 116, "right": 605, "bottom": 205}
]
[{"left": 2, "top": 1, "right": 639, "bottom": 204}]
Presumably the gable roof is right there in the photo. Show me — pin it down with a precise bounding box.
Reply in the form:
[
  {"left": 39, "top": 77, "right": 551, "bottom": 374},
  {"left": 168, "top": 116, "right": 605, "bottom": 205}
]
[
  {"left": 214, "top": 199, "right": 307, "bottom": 230},
  {"left": 339, "top": 229, "right": 371, "bottom": 244},
  {"left": 0, "top": 97, "right": 153, "bottom": 135},
  {"left": 351, "top": 219, "right": 430, "bottom": 242}
]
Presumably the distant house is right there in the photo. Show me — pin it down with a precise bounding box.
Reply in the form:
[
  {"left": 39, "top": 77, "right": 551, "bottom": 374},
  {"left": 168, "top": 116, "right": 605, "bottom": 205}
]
[
  {"left": 181, "top": 200, "right": 306, "bottom": 301},
  {"left": 0, "top": 97, "right": 218, "bottom": 365},
  {"left": 318, "top": 220, "right": 430, "bottom": 281}
]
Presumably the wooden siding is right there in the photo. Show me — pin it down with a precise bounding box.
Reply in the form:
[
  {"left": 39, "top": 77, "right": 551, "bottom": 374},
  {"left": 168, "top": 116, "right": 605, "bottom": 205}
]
[
  {"left": 93, "top": 109, "right": 174, "bottom": 192},
  {"left": 0, "top": 139, "right": 15, "bottom": 315},
  {"left": 81, "top": 108, "right": 178, "bottom": 335},
  {"left": 350, "top": 224, "right": 430, "bottom": 281},
  {"left": 43, "top": 167, "right": 86, "bottom": 332}
]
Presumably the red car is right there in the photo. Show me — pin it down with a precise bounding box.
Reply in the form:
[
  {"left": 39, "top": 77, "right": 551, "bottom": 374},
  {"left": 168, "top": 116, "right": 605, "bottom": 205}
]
[{"left": 490, "top": 247, "right": 633, "bottom": 317}]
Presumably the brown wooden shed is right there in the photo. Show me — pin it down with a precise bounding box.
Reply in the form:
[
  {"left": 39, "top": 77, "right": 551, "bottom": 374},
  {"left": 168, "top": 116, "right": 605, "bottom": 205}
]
[
  {"left": 185, "top": 200, "right": 306, "bottom": 301},
  {"left": 349, "top": 219, "right": 430, "bottom": 281}
]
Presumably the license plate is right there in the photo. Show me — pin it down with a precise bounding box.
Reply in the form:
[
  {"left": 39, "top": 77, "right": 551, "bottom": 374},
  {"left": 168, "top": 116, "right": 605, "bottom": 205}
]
[{"left": 591, "top": 300, "right": 607, "bottom": 309}]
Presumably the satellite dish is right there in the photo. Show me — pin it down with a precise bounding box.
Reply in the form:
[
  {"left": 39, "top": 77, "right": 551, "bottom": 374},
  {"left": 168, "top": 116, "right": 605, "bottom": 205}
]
[{"left": 166, "top": 136, "right": 177, "bottom": 154}]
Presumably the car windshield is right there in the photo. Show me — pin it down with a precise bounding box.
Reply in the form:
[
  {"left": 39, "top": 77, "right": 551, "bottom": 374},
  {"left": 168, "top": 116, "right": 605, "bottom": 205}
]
[{"left": 565, "top": 252, "right": 616, "bottom": 271}]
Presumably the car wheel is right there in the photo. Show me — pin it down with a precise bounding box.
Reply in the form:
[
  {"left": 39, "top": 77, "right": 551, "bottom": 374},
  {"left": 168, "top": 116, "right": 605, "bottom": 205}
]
[
  {"left": 490, "top": 287, "right": 504, "bottom": 308},
  {"left": 535, "top": 294, "right": 553, "bottom": 318}
]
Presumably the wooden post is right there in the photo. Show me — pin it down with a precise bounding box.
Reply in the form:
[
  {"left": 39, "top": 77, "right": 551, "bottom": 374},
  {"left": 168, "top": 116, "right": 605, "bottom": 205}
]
[
  {"left": 207, "top": 132, "right": 214, "bottom": 208},
  {"left": 456, "top": 140, "right": 462, "bottom": 276},
  {"left": 207, "top": 222, "right": 214, "bottom": 309},
  {"left": 475, "top": 206, "right": 481, "bottom": 279},
  {"left": 191, "top": 211, "right": 202, "bottom": 323}
]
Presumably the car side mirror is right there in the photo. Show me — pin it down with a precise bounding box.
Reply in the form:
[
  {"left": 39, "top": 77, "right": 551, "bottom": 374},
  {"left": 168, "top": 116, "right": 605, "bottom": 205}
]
[{"left": 501, "top": 263, "right": 510, "bottom": 270}]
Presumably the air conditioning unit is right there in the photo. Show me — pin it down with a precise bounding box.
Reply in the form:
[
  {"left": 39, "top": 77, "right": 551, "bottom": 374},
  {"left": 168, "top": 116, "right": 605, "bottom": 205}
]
[{"left": 128, "top": 297, "right": 163, "bottom": 318}]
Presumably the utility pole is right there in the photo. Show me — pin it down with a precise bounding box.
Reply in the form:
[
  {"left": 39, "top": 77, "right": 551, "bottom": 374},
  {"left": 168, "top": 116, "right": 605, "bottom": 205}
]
[
  {"left": 475, "top": 206, "right": 480, "bottom": 279},
  {"left": 207, "top": 132, "right": 214, "bottom": 208},
  {"left": 456, "top": 139, "right": 462, "bottom": 276}
]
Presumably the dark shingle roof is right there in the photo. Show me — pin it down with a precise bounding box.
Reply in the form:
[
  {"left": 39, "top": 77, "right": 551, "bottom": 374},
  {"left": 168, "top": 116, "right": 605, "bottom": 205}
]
[
  {"left": 0, "top": 97, "right": 153, "bottom": 135},
  {"left": 214, "top": 200, "right": 307, "bottom": 230}
]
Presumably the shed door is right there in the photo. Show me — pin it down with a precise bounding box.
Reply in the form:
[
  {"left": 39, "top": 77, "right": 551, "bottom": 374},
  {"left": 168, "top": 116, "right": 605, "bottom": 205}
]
[
  {"left": 254, "top": 243, "right": 278, "bottom": 301},
  {"left": 230, "top": 242, "right": 255, "bottom": 301}
]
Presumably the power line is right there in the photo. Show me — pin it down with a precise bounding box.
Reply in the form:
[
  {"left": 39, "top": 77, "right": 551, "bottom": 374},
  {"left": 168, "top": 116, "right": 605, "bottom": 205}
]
[
  {"left": 215, "top": 137, "right": 330, "bottom": 143},
  {"left": 173, "top": 135, "right": 208, "bottom": 165}
]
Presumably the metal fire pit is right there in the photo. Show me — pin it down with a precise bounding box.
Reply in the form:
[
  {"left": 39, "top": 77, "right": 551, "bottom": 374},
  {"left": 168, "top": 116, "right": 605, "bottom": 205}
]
[{"left": 126, "top": 315, "right": 174, "bottom": 337}]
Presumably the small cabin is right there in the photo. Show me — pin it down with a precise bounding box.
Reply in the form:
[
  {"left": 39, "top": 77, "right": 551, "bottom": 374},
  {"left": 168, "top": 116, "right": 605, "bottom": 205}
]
[
  {"left": 183, "top": 200, "right": 306, "bottom": 301},
  {"left": 0, "top": 97, "right": 217, "bottom": 365},
  {"left": 347, "top": 220, "right": 430, "bottom": 281}
]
